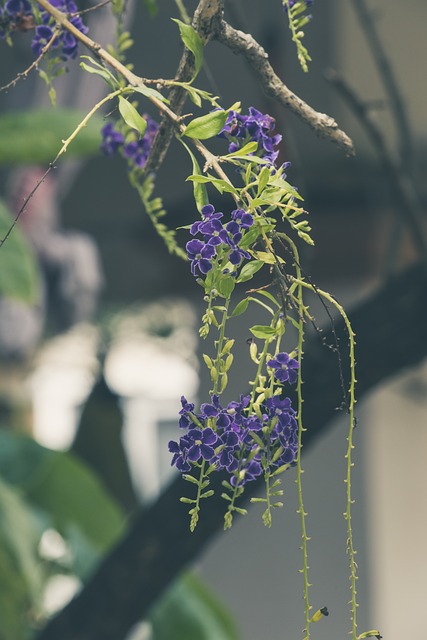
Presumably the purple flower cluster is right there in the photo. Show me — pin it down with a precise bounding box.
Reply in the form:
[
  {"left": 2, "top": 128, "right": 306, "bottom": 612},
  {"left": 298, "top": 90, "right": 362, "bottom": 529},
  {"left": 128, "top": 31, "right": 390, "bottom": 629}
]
[
  {"left": 186, "top": 204, "right": 253, "bottom": 276},
  {"left": 0, "top": 0, "right": 88, "bottom": 58},
  {"left": 32, "top": 0, "right": 88, "bottom": 59},
  {"left": 169, "top": 389, "right": 299, "bottom": 487},
  {"left": 0, "top": 0, "right": 33, "bottom": 39},
  {"left": 100, "top": 117, "right": 159, "bottom": 169},
  {"left": 218, "top": 107, "right": 282, "bottom": 166}
]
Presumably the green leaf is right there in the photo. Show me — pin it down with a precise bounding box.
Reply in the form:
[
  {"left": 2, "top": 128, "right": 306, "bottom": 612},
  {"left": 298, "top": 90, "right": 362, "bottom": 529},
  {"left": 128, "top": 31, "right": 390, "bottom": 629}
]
[
  {"left": 119, "top": 96, "right": 147, "bottom": 137},
  {"left": 133, "top": 83, "right": 169, "bottom": 103},
  {"left": 149, "top": 573, "right": 238, "bottom": 640},
  {"left": 249, "top": 324, "right": 278, "bottom": 339},
  {"left": 187, "top": 174, "right": 238, "bottom": 195},
  {"left": 226, "top": 154, "right": 269, "bottom": 165},
  {"left": 118, "top": 97, "right": 147, "bottom": 136},
  {"left": 180, "top": 141, "right": 209, "bottom": 212},
  {"left": 172, "top": 19, "right": 204, "bottom": 79},
  {"left": 217, "top": 276, "right": 235, "bottom": 299},
  {"left": 257, "top": 166, "right": 271, "bottom": 195},
  {"left": 236, "top": 260, "right": 264, "bottom": 283},
  {"left": 0, "top": 200, "right": 40, "bottom": 303},
  {"left": 224, "top": 141, "right": 258, "bottom": 157},
  {"left": 183, "top": 110, "right": 228, "bottom": 140},
  {"left": 0, "top": 109, "right": 103, "bottom": 165},
  {"left": 230, "top": 298, "right": 249, "bottom": 318},
  {"left": 80, "top": 56, "right": 118, "bottom": 87},
  {"left": 0, "top": 431, "right": 124, "bottom": 578},
  {"left": 252, "top": 250, "right": 285, "bottom": 265},
  {"left": 256, "top": 290, "right": 281, "bottom": 307}
]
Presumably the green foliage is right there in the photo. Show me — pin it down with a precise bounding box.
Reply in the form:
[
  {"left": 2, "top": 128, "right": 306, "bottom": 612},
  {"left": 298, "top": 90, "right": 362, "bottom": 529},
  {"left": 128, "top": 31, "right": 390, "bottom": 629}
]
[
  {"left": 0, "top": 430, "right": 124, "bottom": 579},
  {"left": 0, "top": 109, "right": 103, "bottom": 165},
  {"left": 180, "top": 141, "right": 209, "bottom": 212},
  {"left": 0, "top": 200, "right": 41, "bottom": 303},
  {"left": 118, "top": 97, "right": 147, "bottom": 136},
  {"left": 183, "top": 110, "right": 229, "bottom": 140},
  {"left": 172, "top": 19, "right": 204, "bottom": 80},
  {"left": 149, "top": 573, "right": 239, "bottom": 640},
  {"left": 0, "top": 477, "right": 44, "bottom": 640}
]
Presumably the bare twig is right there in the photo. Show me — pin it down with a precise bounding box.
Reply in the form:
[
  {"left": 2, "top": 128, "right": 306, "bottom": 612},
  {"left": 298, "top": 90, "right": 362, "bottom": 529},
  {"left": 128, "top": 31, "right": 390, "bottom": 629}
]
[
  {"left": 213, "top": 19, "right": 355, "bottom": 157},
  {"left": 325, "top": 68, "right": 427, "bottom": 264},
  {"left": 0, "top": 29, "right": 59, "bottom": 93}
]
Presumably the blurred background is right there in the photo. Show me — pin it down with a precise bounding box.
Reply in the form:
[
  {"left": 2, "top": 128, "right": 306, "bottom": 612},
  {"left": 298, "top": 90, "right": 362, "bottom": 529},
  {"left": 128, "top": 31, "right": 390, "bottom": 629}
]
[{"left": 0, "top": 0, "right": 426, "bottom": 638}]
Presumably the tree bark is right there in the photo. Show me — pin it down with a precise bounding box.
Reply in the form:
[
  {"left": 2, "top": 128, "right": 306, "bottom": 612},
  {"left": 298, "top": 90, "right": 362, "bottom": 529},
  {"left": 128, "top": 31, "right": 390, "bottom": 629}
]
[{"left": 37, "top": 262, "right": 427, "bottom": 640}]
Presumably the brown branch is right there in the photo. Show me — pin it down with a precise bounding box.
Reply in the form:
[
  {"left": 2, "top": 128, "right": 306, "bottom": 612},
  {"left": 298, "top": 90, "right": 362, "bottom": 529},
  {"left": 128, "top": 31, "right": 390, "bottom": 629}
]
[
  {"left": 0, "top": 29, "right": 59, "bottom": 93},
  {"left": 144, "top": 0, "right": 225, "bottom": 174},
  {"left": 213, "top": 19, "right": 355, "bottom": 157},
  {"left": 36, "top": 261, "right": 427, "bottom": 640}
]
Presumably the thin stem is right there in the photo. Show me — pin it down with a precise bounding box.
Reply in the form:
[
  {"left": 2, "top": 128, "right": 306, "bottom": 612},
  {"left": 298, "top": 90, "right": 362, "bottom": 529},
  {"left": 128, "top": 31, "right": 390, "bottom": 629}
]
[
  {"left": 284, "top": 237, "right": 312, "bottom": 639},
  {"left": 294, "top": 278, "right": 358, "bottom": 640},
  {"left": 0, "top": 28, "right": 59, "bottom": 93}
]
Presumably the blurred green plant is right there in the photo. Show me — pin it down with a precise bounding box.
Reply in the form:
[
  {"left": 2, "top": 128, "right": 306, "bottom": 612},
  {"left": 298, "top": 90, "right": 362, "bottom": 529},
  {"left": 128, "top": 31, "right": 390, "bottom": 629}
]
[
  {"left": 0, "top": 200, "right": 40, "bottom": 303},
  {"left": 0, "top": 109, "right": 102, "bottom": 166}
]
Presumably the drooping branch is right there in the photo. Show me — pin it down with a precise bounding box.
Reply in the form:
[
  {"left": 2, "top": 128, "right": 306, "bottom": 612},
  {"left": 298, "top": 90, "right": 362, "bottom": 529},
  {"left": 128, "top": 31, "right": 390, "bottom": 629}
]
[
  {"left": 213, "top": 19, "right": 355, "bottom": 157},
  {"left": 37, "top": 261, "right": 427, "bottom": 640}
]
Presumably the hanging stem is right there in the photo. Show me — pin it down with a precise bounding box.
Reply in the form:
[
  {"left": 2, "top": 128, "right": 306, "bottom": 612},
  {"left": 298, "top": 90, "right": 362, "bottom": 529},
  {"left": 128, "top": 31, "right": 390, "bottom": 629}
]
[{"left": 292, "top": 277, "right": 358, "bottom": 640}]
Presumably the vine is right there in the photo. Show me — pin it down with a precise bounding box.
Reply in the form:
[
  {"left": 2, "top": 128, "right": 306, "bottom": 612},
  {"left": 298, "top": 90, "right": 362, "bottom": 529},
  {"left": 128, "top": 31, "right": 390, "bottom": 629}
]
[{"left": 0, "top": 1, "right": 382, "bottom": 639}]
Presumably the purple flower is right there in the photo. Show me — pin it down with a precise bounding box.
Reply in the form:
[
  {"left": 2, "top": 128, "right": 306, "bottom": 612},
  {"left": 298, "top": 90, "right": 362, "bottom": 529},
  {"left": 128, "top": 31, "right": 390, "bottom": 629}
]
[
  {"left": 267, "top": 352, "right": 300, "bottom": 385},
  {"left": 186, "top": 238, "right": 216, "bottom": 275},
  {"left": 168, "top": 438, "right": 191, "bottom": 472},
  {"left": 31, "top": 24, "right": 55, "bottom": 56},
  {"left": 100, "top": 123, "right": 125, "bottom": 156},
  {"left": 186, "top": 428, "right": 218, "bottom": 462},
  {"left": 5, "top": 0, "right": 32, "bottom": 15},
  {"left": 218, "top": 108, "right": 282, "bottom": 166}
]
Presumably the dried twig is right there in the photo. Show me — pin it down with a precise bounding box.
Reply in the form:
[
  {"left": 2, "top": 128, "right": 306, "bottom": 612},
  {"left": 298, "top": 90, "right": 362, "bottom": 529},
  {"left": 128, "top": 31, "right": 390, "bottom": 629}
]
[
  {"left": 213, "top": 19, "right": 355, "bottom": 157},
  {"left": 0, "top": 28, "right": 59, "bottom": 93}
]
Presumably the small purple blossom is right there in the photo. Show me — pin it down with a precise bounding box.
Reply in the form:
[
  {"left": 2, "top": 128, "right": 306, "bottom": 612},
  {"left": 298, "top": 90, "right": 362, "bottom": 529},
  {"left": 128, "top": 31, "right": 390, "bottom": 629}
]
[
  {"left": 218, "top": 107, "right": 282, "bottom": 166},
  {"left": 122, "top": 116, "right": 159, "bottom": 168},
  {"left": 186, "top": 204, "right": 253, "bottom": 278},
  {"left": 185, "top": 238, "right": 216, "bottom": 276},
  {"left": 100, "top": 115, "right": 159, "bottom": 169},
  {"left": 186, "top": 428, "right": 218, "bottom": 462},
  {"left": 267, "top": 352, "right": 300, "bottom": 385},
  {"left": 100, "top": 123, "right": 125, "bottom": 156}
]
